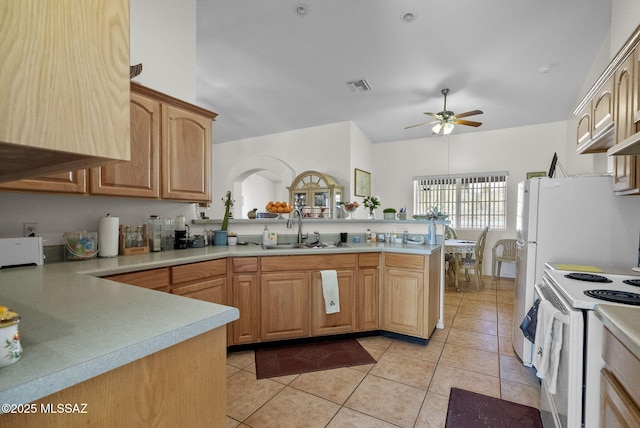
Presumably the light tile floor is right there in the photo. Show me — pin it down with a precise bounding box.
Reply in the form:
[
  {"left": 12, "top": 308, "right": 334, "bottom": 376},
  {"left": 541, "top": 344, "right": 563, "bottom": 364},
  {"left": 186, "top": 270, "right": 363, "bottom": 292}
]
[{"left": 226, "top": 277, "right": 540, "bottom": 428}]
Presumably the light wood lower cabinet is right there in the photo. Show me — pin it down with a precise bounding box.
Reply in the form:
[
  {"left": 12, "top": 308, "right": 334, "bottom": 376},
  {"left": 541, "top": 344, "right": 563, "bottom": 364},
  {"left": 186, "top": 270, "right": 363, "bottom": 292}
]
[
  {"left": 311, "top": 270, "right": 357, "bottom": 336},
  {"left": 102, "top": 267, "right": 170, "bottom": 292},
  {"left": 260, "top": 272, "right": 310, "bottom": 341},
  {"left": 382, "top": 250, "right": 440, "bottom": 339},
  {"left": 357, "top": 253, "right": 380, "bottom": 331},
  {"left": 601, "top": 327, "right": 640, "bottom": 427},
  {"left": 0, "top": 327, "right": 227, "bottom": 428},
  {"left": 230, "top": 257, "right": 260, "bottom": 345},
  {"left": 170, "top": 259, "right": 226, "bottom": 305}
]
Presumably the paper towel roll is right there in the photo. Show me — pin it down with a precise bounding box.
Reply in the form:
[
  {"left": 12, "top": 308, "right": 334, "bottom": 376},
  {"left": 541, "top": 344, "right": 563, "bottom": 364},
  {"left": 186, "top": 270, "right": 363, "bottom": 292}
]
[{"left": 99, "top": 215, "right": 119, "bottom": 257}]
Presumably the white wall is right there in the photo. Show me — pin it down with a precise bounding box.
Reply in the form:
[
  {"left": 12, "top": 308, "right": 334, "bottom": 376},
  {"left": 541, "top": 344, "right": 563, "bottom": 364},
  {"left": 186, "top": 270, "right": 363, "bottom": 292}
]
[
  {"left": 209, "top": 122, "right": 357, "bottom": 219},
  {"left": 130, "top": 0, "right": 197, "bottom": 102},
  {"left": 612, "top": 0, "right": 640, "bottom": 57}
]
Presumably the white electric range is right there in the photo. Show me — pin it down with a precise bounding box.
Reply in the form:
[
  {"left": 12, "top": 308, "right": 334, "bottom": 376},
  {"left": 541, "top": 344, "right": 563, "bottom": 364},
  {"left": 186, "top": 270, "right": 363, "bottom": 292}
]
[{"left": 536, "top": 267, "right": 640, "bottom": 428}]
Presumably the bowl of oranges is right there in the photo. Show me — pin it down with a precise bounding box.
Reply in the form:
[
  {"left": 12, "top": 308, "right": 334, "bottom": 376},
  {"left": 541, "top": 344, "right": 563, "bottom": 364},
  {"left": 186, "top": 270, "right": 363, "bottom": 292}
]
[{"left": 264, "top": 201, "right": 293, "bottom": 218}]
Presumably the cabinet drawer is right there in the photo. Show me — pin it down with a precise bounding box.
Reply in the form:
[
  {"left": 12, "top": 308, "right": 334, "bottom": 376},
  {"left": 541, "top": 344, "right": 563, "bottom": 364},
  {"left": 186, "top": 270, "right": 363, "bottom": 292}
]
[
  {"left": 358, "top": 252, "right": 380, "bottom": 268},
  {"left": 171, "top": 277, "right": 225, "bottom": 295},
  {"left": 603, "top": 327, "right": 640, "bottom": 407},
  {"left": 232, "top": 257, "right": 258, "bottom": 273},
  {"left": 384, "top": 253, "right": 425, "bottom": 270},
  {"left": 260, "top": 254, "right": 356, "bottom": 271},
  {"left": 171, "top": 259, "right": 226, "bottom": 284},
  {"left": 104, "top": 268, "right": 170, "bottom": 291},
  {"left": 171, "top": 277, "right": 226, "bottom": 305}
]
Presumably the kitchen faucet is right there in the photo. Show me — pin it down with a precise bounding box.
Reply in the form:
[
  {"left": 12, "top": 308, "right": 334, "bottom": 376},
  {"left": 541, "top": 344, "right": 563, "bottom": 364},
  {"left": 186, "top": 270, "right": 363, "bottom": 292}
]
[{"left": 288, "top": 208, "right": 307, "bottom": 244}]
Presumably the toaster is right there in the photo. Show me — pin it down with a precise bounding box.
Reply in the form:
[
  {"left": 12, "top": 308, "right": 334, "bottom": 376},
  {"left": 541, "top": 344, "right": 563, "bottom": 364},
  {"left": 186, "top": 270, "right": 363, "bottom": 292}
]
[{"left": 0, "top": 237, "right": 44, "bottom": 268}]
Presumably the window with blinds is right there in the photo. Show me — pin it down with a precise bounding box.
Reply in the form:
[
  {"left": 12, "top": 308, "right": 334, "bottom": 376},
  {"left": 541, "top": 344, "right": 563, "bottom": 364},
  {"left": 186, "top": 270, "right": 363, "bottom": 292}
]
[{"left": 413, "top": 172, "right": 508, "bottom": 230}]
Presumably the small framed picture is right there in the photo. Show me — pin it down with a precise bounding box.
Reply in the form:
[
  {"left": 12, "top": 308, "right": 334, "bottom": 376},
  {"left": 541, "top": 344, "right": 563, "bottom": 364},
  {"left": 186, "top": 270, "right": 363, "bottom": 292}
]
[
  {"left": 527, "top": 171, "right": 546, "bottom": 179},
  {"left": 354, "top": 168, "right": 371, "bottom": 197}
]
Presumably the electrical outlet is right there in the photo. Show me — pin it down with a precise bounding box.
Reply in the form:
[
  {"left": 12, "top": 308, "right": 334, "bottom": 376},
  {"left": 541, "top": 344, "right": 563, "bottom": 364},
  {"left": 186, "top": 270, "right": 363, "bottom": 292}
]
[{"left": 23, "top": 223, "right": 39, "bottom": 237}]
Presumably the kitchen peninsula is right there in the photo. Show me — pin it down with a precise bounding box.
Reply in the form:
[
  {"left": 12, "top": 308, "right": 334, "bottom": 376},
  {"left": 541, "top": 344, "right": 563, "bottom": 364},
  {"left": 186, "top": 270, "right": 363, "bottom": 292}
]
[{"left": 0, "top": 234, "right": 442, "bottom": 426}]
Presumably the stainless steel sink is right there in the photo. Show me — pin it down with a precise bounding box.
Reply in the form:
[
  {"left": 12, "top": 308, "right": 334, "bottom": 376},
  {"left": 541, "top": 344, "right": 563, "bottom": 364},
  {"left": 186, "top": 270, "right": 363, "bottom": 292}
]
[
  {"left": 262, "top": 243, "right": 308, "bottom": 250},
  {"left": 262, "top": 242, "right": 348, "bottom": 250}
]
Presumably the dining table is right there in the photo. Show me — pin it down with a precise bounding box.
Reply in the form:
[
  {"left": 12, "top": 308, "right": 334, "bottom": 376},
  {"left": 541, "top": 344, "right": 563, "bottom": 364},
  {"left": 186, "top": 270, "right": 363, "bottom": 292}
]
[{"left": 444, "top": 239, "right": 477, "bottom": 291}]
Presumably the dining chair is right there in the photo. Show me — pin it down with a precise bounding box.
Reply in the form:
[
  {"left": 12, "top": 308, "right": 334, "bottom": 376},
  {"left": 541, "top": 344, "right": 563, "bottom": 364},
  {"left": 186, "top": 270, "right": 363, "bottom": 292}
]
[
  {"left": 491, "top": 239, "right": 517, "bottom": 280},
  {"left": 444, "top": 226, "right": 457, "bottom": 286},
  {"left": 460, "top": 227, "right": 488, "bottom": 291}
]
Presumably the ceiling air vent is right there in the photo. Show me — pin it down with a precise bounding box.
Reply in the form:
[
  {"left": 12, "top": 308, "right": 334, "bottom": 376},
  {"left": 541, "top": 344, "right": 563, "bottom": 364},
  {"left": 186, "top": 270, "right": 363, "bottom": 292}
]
[{"left": 346, "top": 79, "right": 371, "bottom": 93}]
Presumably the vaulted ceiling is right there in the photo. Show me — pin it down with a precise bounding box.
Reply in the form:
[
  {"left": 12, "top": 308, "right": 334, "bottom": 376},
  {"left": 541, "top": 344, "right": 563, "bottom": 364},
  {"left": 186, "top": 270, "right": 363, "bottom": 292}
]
[{"left": 195, "top": 0, "right": 611, "bottom": 144}]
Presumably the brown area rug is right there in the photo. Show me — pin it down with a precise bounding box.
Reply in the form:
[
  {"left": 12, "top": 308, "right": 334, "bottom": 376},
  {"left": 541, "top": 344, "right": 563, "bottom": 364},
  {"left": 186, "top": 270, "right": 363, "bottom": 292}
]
[
  {"left": 446, "top": 388, "right": 542, "bottom": 428},
  {"left": 255, "top": 339, "right": 376, "bottom": 379}
]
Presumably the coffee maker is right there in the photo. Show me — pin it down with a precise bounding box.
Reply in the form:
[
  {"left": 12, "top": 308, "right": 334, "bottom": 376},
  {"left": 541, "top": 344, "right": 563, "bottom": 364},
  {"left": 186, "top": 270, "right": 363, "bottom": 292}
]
[{"left": 174, "top": 215, "right": 189, "bottom": 249}]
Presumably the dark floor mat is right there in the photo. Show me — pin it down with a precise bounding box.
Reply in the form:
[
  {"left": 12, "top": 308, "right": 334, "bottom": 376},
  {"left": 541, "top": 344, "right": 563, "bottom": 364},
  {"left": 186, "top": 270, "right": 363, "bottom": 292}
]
[
  {"left": 254, "top": 339, "right": 376, "bottom": 379},
  {"left": 445, "top": 387, "right": 543, "bottom": 428}
]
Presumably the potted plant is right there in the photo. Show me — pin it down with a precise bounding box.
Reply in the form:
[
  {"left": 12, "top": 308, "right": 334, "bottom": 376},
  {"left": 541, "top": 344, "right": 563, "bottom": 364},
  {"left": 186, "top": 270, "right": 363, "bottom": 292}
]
[
  {"left": 363, "top": 196, "right": 381, "bottom": 219},
  {"left": 383, "top": 207, "right": 397, "bottom": 220},
  {"left": 214, "top": 191, "right": 233, "bottom": 245}
]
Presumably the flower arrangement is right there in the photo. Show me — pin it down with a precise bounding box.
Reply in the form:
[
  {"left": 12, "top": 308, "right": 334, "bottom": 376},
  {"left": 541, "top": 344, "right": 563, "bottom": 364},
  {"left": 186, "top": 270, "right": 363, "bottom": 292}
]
[{"left": 363, "top": 196, "right": 381, "bottom": 211}]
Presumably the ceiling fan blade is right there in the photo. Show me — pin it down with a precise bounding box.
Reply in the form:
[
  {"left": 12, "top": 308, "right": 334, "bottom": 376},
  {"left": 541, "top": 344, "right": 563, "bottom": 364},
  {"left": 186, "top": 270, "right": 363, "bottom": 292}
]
[
  {"left": 404, "top": 120, "right": 438, "bottom": 129},
  {"left": 423, "top": 112, "right": 440, "bottom": 119},
  {"left": 454, "top": 110, "right": 483, "bottom": 119},
  {"left": 455, "top": 119, "right": 483, "bottom": 127}
]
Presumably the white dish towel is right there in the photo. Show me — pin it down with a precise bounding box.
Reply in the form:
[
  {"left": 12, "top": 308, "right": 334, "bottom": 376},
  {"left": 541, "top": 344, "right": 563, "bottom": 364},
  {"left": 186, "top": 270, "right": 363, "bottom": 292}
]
[
  {"left": 320, "top": 270, "right": 340, "bottom": 314},
  {"left": 533, "top": 299, "right": 566, "bottom": 394}
]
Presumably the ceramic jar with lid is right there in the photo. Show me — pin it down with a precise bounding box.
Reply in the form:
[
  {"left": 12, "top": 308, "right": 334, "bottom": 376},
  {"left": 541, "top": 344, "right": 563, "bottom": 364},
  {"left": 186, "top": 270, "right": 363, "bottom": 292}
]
[{"left": 0, "top": 306, "right": 22, "bottom": 367}]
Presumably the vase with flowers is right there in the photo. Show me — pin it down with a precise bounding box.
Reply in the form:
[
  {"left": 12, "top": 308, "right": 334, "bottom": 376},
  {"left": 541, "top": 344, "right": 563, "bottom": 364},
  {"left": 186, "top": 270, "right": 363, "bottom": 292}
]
[{"left": 363, "top": 196, "right": 381, "bottom": 219}]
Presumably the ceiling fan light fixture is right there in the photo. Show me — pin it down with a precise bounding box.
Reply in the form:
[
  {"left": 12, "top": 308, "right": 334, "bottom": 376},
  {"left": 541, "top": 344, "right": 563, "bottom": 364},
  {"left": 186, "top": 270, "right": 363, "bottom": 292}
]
[
  {"left": 432, "top": 123, "right": 442, "bottom": 134},
  {"left": 443, "top": 122, "right": 454, "bottom": 135}
]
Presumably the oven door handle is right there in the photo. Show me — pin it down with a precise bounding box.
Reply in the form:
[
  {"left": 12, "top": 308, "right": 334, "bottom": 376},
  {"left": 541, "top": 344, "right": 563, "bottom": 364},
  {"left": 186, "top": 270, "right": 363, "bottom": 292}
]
[{"left": 535, "top": 281, "right": 571, "bottom": 326}]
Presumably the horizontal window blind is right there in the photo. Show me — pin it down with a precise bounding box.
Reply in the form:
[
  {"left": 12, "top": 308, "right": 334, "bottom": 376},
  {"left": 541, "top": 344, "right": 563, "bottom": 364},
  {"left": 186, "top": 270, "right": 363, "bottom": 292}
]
[{"left": 414, "top": 172, "right": 508, "bottom": 230}]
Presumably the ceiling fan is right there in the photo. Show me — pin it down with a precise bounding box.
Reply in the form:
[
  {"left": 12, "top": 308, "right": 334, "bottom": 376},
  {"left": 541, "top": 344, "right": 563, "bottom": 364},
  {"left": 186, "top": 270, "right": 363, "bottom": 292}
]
[{"left": 404, "top": 88, "right": 483, "bottom": 135}]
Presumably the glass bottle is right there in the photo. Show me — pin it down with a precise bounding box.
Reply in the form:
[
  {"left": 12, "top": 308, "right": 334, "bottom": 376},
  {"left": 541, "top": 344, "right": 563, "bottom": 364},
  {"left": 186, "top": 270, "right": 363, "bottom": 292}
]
[
  {"left": 124, "top": 226, "right": 133, "bottom": 248},
  {"left": 135, "top": 226, "right": 144, "bottom": 247}
]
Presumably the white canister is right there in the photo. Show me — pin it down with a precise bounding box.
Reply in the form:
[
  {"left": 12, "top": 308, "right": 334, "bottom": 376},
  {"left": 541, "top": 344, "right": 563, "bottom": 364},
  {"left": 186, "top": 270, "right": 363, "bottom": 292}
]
[{"left": 0, "top": 306, "right": 22, "bottom": 368}]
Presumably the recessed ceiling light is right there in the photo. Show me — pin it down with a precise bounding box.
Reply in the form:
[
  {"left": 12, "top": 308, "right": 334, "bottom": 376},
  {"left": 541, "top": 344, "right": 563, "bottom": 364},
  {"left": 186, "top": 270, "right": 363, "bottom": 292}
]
[
  {"left": 294, "top": 3, "right": 309, "bottom": 17},
  {"left": 401, "top": 11, "right": 417, "bottom": 23}
]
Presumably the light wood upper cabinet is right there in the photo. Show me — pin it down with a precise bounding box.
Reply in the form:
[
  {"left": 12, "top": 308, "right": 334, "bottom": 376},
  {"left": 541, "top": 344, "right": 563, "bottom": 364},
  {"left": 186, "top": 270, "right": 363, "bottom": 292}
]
[
  {"left": 161, "top": 105, "right": 213, "bottom": 202},
  {"left": 635, "top": 47, "right": 640, "bottom": 132},
  {"left": 613, "top": 54, "right": 640, "bottom": 195},
  {"left": 90, "top": 90, "right": 161, "bottom": 198},
  {"left": 0, "top": 170, "right": 87, "bottom": 194},
  {"left": 576, "top": 77, "right": 615, "bottom": 153},
  {"left": 0, "top": 0, "right": 130, "bottom": 183}
]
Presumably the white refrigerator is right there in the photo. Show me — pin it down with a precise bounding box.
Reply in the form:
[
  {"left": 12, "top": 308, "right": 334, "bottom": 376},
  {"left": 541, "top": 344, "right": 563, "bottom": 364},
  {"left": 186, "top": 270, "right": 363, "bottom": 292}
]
[{"left": 513, "top": 176, "right": 640, "bottom": 366}]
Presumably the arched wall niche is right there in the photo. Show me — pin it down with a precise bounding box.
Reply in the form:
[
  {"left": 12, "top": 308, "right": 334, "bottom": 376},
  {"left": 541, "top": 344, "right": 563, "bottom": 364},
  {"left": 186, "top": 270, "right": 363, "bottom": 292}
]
[{"left": 223, "top": 155, "right": 296, "bottom": 218}]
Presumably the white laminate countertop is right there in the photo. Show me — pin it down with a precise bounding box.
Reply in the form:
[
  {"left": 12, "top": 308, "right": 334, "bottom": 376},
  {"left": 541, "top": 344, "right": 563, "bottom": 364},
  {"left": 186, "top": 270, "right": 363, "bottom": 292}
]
[
  {"left": 0, "top": 241, "right": 439, "bottom": 410},
  {"left": 595, "top": 304, "right": 640, "bottom": 359}
]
